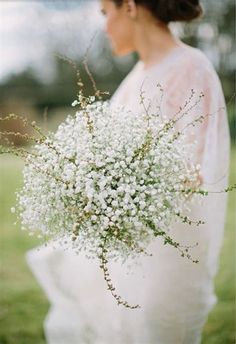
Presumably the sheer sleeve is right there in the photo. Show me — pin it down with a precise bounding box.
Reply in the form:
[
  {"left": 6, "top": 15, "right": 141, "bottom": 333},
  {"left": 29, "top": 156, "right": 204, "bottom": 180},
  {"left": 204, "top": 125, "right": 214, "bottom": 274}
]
[{"left": 160, "top": 59, "right": 230, "bottom": 185}]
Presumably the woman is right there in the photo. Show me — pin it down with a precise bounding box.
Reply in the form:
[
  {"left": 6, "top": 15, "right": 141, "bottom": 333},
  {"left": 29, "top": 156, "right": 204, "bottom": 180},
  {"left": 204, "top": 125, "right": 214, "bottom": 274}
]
[{"left": 27, "top": 0, "right": 230, "bottom": 343}]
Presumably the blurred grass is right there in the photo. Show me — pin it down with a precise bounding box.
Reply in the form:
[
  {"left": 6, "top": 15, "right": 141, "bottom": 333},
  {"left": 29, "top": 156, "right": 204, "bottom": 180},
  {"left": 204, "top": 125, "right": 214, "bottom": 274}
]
[
  {"left": 0, "top": 148, "right": 235, "bottom": 344},
  {"left": 0, "top": 156, "right": 48, "bottom": 344},
  {"left": 202, "top": 145, "right": 236, "bottom": 343}
]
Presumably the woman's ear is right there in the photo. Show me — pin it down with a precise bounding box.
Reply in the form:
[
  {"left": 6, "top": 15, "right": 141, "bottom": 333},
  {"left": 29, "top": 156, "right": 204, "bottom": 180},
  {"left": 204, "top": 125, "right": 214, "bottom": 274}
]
[{"left": 124, "top": 0, "right": 137, "bottom": 19}]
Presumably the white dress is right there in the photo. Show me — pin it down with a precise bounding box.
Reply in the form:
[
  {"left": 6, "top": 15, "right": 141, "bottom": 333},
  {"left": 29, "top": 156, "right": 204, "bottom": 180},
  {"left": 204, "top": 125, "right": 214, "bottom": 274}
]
[{"left": 26, "top": 44, "right": 230, "bottom": 344}]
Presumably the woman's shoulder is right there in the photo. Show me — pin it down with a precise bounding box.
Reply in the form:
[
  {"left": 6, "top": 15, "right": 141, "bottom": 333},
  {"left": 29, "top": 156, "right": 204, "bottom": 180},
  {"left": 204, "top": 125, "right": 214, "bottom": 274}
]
[
  {"left": 163, "top": 44, "right": 222, "bottom": 94},
  {"left": 134, "top": 43, "right": 219, "bottom": 83},
  {"left": 177, "top": 44, "right": 219, "bottom": 79}
]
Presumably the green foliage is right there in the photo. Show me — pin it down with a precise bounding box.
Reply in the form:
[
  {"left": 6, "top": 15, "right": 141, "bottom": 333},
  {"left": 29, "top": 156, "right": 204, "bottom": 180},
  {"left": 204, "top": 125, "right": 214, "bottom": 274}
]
[
  {"left": 0, "top": 157, "right": 48, "bottom": 344},
  {"left": 227, "top": 103, "right": 236, "bottom": 142},
  {"left": 202, "top": 146, "right": 236, "bottom": 343}
]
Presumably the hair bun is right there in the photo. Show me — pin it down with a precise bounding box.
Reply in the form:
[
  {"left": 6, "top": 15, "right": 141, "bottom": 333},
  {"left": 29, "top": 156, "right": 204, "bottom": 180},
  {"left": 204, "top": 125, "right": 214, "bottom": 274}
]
[
  {"left": 173, "top": 0, "right": 203, "bottom": 22},
  {"left": 143, "top": 0, "right": 203, "bottom": 24},
  {"left": 112, "top": 0, "right": 203, "bottom": 24}
]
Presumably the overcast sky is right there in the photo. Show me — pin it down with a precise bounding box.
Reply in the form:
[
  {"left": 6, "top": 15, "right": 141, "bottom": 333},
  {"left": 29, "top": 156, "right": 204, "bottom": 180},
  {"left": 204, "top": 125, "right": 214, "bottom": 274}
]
[{"left": 0, "top": 0, "right": 104, "bottom": 83}]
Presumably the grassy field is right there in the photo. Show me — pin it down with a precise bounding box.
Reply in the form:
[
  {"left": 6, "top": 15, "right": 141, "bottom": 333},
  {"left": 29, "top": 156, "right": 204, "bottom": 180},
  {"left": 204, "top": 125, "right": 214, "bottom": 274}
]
[{"left": 0, "top": 149, "right": 235, "bottom": 344}]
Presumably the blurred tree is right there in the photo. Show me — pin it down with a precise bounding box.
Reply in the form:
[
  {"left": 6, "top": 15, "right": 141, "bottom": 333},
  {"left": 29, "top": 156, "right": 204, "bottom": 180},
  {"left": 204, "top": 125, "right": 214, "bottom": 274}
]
[{"left": 0, "top": 0, "right": 235, "bottom": 139}]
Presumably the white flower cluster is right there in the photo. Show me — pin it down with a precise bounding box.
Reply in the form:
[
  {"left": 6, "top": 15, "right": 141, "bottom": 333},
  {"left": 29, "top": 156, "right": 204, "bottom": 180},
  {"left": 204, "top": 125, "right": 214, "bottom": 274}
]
[{"left": 16, "top": 99, "right": 200, "bottom": 262}]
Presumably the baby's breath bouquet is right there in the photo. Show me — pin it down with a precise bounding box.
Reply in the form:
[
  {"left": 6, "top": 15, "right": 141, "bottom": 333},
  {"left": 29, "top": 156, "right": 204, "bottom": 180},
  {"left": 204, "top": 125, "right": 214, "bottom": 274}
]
[{"left": 1, "top": 56, "right": 234, "bottom": 309}]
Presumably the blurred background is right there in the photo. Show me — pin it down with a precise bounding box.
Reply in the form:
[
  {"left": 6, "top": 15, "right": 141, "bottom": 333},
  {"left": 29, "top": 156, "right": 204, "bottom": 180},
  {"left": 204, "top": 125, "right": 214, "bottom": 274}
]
[{"left": 0, "top": 1, "right": 235, "bottom": 343}]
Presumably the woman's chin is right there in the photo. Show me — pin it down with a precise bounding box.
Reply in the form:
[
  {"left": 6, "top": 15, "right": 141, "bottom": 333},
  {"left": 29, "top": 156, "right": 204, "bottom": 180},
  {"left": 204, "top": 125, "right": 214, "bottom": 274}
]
[{"left": 111, "top": 45, "right": 133, "bottom": 57}]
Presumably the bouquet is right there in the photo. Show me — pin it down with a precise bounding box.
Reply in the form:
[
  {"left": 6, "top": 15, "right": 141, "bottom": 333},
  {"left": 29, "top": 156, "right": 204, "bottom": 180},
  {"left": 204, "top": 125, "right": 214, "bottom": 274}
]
[{"left": 1, "top": 57, "right": 234, "bottom": 309}]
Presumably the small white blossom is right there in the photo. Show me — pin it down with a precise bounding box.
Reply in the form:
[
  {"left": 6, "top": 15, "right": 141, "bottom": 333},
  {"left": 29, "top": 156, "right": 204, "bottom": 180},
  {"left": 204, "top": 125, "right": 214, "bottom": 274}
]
[
  {"left": 71, "top": 100, "right": 79, "bottom": 107},
  {"left": 15, "top": 98, "right": 200, "bottom": 263}
]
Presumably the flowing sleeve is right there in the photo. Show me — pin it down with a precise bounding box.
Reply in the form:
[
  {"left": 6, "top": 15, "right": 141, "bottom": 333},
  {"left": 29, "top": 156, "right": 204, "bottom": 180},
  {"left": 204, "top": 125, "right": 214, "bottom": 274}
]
[
  {"left": 161, "top": 57, "right": 230, "bottom": 186},
  {"left": 146, "top": 55, "right": 230, "bottom": 285}
]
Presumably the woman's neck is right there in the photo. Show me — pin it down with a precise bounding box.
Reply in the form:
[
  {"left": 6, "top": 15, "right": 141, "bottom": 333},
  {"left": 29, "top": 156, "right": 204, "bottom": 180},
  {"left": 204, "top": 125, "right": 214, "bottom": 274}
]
[{"left": 133, "top": 19, "right": 183, "bottom": 68}]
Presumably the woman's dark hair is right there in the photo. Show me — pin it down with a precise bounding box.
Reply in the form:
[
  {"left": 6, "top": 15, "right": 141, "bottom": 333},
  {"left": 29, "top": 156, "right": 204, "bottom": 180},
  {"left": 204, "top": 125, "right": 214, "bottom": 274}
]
[{"left": 112, "top": 0, "right": 203, "bottom": 24}]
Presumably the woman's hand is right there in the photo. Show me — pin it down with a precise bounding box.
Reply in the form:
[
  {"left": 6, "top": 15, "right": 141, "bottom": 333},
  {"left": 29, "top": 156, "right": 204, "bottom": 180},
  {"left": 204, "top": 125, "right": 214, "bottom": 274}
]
[{"left": 183, "top": 171, "right": 203, "bottom": 193}]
